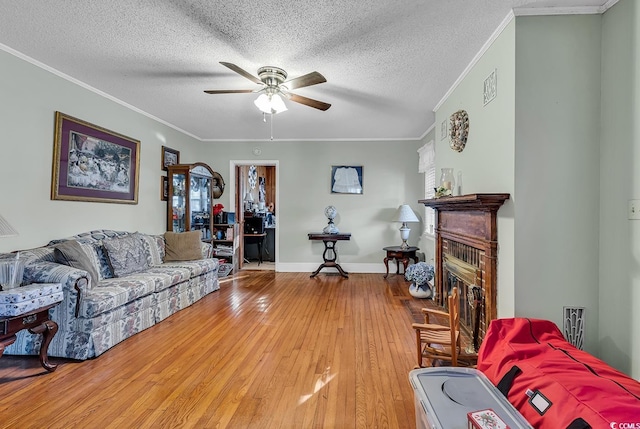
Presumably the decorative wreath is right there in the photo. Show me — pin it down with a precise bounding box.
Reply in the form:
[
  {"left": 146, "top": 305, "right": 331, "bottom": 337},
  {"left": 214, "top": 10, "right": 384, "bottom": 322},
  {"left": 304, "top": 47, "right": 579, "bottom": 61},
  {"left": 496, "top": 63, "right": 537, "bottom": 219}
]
[{"left": 449, "top": 109, "right": 469, "bottom": 152}]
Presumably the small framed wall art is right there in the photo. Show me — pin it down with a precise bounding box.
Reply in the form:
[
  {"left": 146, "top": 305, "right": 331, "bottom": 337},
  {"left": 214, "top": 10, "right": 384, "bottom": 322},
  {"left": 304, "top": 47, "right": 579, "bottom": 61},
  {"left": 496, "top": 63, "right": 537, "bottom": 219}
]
[
  {"left": 161, "top": 176, "right": 168, "bottom": 201},
  {"left": 51, "top": 111, "right": 140, "bottom": 204},
  {"left": 161, "top": 146, "right": 180, "bottom": 171},
  {"left": 331, "top": 165, "right": 363, "bottom": 194}
]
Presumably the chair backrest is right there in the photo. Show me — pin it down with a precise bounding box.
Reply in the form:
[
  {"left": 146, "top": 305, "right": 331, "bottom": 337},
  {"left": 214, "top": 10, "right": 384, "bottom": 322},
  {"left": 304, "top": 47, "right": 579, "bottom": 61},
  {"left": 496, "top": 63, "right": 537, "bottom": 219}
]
[{"left": 448, "top": 287, "right": 460, "bottom": 363}]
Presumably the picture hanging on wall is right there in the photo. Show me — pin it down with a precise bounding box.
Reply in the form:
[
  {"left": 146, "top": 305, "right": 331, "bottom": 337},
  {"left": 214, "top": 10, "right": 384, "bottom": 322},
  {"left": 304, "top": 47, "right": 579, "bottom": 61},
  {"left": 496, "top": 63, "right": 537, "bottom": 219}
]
[
  {"left": 51, "top": 111, "right": 140, "bottom": 204},
  {"left": 331, "top": 165, "right": 363, "bottom": 194},
  {"left": 161, "top": 176, "right": 168, "bottom": 201},
  {"left": 161, "top": 146, "right": 180, "bottom": 171}
]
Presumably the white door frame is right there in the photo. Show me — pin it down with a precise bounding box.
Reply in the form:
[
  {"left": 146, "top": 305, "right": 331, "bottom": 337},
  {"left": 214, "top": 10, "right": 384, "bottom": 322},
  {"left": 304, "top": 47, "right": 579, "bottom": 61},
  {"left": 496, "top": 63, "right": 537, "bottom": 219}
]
[{"left": 229, "top": 160, "right": 280, "bottom": 269}]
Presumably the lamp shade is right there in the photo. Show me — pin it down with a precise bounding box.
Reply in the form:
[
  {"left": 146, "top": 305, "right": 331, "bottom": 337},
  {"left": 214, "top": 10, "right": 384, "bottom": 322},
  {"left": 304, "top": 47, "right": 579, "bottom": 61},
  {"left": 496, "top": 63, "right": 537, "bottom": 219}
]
[
  {"left": 254, "top": 93, "right": 288, "bottom": 115},
  {"left": 0, "top": 214, "right": 18, "bottom": 238},
  {"left": 394, "top": 205, "right": 419, "bottom": 223}
]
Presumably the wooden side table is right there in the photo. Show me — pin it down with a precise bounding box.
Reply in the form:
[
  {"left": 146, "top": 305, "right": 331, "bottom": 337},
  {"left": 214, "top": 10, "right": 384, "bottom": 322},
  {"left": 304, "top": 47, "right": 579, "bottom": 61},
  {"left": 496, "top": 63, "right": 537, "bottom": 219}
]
[
  {"left": 0, "top": 303, "right": 59, "bottom": 371},
  {"left": 383, "top": 246, "right": 419, "bottom": 278},
  {"left": 308, "top": 233, "right": 351, "bottom": 278}
]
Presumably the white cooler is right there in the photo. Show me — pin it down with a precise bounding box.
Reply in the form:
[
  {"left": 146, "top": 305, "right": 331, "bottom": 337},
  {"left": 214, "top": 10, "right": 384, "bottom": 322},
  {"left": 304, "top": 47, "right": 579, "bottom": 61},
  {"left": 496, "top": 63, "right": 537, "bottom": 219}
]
[{"left": 409, "top": 367, "right": 532, "bottom": 429}]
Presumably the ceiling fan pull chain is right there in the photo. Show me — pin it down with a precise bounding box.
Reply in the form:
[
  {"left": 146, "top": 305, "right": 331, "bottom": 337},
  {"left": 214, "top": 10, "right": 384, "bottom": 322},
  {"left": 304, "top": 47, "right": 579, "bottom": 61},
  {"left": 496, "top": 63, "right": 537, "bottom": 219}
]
[{"left": 270, "top": 113, "right": 274, "bottom": 141}]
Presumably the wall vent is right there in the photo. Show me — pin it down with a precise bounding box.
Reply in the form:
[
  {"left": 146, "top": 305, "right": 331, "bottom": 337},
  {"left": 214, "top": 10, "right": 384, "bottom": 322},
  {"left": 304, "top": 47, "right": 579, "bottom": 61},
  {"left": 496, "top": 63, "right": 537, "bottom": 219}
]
[{"left": 563, "top": 307, "right": 585, "bottom": 350}]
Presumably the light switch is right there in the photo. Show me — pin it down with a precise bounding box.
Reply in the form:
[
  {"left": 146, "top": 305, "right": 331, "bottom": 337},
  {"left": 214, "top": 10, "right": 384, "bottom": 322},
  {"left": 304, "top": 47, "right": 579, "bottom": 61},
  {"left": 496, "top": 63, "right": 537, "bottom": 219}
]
[{"left": 629, "top": 200, "right": 640, "bottom": 220}]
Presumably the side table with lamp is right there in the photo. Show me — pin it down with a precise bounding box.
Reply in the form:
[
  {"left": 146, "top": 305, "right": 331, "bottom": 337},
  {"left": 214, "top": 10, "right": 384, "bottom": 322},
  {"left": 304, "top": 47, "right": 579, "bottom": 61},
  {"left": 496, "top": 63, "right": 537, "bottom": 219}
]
[
  {"left": 308, "top": 206, "right": 351, "bottom": 278},
  {"left": 383, "top": 205, "right": 420, "bottom": 278}
]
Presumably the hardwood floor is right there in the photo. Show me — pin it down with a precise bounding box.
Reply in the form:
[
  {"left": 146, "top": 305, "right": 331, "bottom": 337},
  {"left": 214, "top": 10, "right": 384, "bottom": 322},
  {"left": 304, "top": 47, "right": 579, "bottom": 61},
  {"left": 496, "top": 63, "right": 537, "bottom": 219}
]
[{"left": 0, "top": 272, "right": 435, "bottom": 429}]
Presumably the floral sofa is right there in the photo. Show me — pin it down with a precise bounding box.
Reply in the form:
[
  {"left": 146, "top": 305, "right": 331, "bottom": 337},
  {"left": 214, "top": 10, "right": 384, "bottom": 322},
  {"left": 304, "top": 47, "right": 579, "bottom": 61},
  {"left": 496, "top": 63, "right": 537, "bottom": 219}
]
[{"left": 3, "top": 229, "right": 219, "bottom": 360}]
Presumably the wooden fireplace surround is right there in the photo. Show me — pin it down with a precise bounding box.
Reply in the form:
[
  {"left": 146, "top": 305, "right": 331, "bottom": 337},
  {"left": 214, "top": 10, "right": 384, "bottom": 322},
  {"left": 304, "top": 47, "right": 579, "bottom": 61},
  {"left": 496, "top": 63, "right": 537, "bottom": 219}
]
[{"left": 420, "top": 193, "right": 509, "bottom": 349}]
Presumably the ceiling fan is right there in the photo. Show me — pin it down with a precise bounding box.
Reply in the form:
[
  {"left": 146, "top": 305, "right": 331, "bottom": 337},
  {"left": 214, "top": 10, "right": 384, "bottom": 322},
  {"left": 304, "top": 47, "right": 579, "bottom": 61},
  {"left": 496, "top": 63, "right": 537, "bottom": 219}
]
[{"left": 204, "top": 62, "right": 331, "bottom": 113}]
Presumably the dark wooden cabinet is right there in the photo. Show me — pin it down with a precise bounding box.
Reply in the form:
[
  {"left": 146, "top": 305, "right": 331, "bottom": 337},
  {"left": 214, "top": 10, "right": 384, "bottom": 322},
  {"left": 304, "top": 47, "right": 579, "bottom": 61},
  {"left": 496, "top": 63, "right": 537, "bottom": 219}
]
[{"left": 167, "top": 163, "right": 215, "bottom": 236}]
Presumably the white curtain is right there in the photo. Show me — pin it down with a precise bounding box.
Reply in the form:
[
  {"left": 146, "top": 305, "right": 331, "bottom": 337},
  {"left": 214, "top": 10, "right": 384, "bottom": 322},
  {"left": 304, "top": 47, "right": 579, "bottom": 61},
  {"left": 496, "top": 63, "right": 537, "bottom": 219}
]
[
  {"left": 418, "top": 141, "right": 436, "bottom": 235},
  {"left": 417, "top": 140, "right": 435, "bottom": 174}
]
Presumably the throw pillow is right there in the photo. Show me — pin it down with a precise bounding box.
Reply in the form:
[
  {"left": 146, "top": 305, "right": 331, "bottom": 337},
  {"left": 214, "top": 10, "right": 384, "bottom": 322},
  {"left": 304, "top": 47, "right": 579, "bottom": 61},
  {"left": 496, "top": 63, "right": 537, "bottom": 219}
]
[
  {"left": 54, "top": 240, "right": 100, "bottom": 287},
  {"left": 139, "top": 234, "right": 164, "bottom": 266},
  {"left": 164, "top": 231, "right": 203, "bottom": 262},
  {"left": 102, "top": 233, "right": 150, "bottom": 277},
  {"left": 79, "top": 243, "right": 113, "bottom": 280}
]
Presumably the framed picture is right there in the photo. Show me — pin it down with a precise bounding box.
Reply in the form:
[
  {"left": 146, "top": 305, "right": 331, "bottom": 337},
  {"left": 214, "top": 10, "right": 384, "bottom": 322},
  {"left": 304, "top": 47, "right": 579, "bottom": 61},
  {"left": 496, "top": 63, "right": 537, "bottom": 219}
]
[
  {"left": 51, "top": 112, "right": 140, "bottom": 204},
  {"left": 161, "top": 176, "right": 168, "bottom": 201},
  {"left": 162, "top": 146, "right": 180, "bottom": 171},
  {"left": 331, "top": 165, "right": 363, "bottom": 194}
]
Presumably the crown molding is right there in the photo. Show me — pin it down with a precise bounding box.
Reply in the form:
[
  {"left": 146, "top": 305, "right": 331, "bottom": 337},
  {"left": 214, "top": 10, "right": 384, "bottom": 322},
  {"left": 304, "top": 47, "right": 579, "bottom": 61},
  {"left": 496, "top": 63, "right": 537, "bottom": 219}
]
[
  {"left": 0, "top": 42, "right": 201, "bottom": 141},
  {"left": 433, "top": 11, "right": 515, "bottom": 113},
  {"left": 514, "top": 0, "right": 619, "bottom": 16},
  {"left": 418, "top": 122, "right": 436, "bottom": 141}
]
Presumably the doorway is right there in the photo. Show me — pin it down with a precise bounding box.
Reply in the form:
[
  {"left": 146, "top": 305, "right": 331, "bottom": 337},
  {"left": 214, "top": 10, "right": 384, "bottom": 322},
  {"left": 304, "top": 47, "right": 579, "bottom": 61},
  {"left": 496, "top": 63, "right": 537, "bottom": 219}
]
[{"left": 229, "top": 160, "right": 279, "bottom": 271}]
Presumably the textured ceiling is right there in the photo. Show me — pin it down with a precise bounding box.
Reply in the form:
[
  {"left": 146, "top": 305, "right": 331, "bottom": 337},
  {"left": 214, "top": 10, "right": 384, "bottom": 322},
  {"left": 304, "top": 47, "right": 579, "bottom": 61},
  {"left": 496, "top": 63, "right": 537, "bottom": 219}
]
[{"left": 0, "top": 0, "right": 614, "bottom": 141}]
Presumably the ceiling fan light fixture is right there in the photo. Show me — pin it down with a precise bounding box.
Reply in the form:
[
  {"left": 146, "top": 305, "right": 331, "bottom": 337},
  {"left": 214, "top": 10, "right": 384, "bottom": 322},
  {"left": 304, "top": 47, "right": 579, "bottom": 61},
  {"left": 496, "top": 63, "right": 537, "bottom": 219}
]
[{"left": 254, "top": 93, "right": 288, "bottom": 115}]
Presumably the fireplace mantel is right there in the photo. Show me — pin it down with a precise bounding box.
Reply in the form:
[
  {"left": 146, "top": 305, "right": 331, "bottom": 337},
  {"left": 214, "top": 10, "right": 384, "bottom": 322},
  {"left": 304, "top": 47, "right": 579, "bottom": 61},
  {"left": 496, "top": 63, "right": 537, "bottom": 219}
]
[
  {"left": 419, "top": 193, "right": 510, "bottom": 212},
  {"left": 419, "top": 193, "right": 509, "bottom": 350}
]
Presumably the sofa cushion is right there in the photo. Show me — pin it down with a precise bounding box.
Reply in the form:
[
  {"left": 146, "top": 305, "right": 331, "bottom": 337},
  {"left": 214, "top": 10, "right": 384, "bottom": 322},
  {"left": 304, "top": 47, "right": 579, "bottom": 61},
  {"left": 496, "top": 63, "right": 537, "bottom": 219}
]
[
  {"left": 161, "top": 258, "right": 218, "bottom": 278},
  {"left": 54, "top": 240, "right": 100, "bottom": 287},
  {"left": 78, "top": 274, "right": 160, "bottom": 318},
  {"left": 164, "top": 231, "right": 203, "bottom": 262},
  {"left": 77, "top": 243, "right": 110, "bottom": 281},
  {"left": 103, "top": 233, "right": 150, "bottom": 277},
  {"left": 145, "top": 266, "right": 191, "bottom": 291},
  {"left": 139, "top": 234, "right": 165, "bottom": 266},
  {"left": 74, "top": 294, "right": 156, "bottom": 332}
]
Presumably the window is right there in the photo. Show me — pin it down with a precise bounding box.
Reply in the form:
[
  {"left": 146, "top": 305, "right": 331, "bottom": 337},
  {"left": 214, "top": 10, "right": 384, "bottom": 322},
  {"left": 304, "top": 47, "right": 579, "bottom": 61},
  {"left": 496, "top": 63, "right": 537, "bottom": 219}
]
[{"left": 418, "top": 141, "right": 435, "bottom": 236}]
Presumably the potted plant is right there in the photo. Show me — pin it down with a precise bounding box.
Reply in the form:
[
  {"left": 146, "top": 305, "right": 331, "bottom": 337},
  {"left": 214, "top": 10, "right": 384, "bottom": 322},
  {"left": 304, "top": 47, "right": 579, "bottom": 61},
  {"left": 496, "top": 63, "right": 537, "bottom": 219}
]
[{"left": 404, "top": 262, "right": 435, "bottom": 298}]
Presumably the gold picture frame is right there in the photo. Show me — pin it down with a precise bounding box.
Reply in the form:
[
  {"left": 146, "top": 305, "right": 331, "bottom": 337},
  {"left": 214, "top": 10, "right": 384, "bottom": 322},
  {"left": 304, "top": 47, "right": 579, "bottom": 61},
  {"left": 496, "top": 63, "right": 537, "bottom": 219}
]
[{"left": 51, "top": 112, "right": 140, "bottom": 204}]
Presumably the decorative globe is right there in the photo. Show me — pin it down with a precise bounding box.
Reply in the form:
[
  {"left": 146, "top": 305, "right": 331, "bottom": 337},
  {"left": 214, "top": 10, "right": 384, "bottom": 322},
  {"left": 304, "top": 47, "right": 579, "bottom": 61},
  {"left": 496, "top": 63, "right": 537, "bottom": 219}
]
[
  {"left": 323, "top": 206, "right": 339, "bottom": 234},
  {"left": 324, "top": 205, "right": 337, "bottom": 220}
]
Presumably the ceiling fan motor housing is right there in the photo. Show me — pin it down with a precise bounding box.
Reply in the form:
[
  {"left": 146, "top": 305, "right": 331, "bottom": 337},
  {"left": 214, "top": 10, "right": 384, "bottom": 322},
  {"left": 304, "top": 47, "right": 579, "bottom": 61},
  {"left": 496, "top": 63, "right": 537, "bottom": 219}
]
[{"left": 257, "top": 66, "right": 287, "bottom": 88}]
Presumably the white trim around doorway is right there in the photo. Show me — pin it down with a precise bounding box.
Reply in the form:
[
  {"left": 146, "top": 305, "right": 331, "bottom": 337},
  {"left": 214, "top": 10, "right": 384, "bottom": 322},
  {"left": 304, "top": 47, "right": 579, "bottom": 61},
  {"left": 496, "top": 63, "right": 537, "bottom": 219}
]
[{"left": 229, "top": 160, "right": 280, "bottom": 271}]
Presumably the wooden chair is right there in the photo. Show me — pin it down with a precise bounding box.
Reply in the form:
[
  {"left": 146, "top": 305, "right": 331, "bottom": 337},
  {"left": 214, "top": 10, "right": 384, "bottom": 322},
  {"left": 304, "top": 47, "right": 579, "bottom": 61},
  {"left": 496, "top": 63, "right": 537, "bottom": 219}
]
[{"left": 412, "top": 287, "right": 474, "bottom": 368}]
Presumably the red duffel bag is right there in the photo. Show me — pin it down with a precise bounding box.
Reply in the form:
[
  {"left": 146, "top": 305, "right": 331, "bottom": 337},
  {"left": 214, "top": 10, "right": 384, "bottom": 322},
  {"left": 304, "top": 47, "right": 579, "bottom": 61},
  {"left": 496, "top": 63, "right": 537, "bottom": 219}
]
[{"left": 477, "top": 318, "right": 640, "bottom": 428}]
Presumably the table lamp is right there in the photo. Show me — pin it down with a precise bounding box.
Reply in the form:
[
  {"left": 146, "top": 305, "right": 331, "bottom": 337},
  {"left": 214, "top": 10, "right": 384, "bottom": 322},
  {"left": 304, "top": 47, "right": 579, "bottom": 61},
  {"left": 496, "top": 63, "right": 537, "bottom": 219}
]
[
  {"left": 394, "top": 204, "right": 419, "bottom": 249},
  {"left": 244, "top": 192, "right": 254, "bottom": 211}
]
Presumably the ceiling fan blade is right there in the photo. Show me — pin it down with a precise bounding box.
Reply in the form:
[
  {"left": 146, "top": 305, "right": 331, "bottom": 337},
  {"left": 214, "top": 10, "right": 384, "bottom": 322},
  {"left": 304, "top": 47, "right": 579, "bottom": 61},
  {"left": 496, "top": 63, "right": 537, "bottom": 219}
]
[
  {"left": 219, "top": 62, "right": 262, "bottom": 85},
  {"left": 283, "top": 71, "right": 327, "bottom": 90},
  {"left": 204, "top": 89, "right": 255, "bottom": 94},
  {"left": 287, "top": 93, "right": 331, "bottom": 111}
]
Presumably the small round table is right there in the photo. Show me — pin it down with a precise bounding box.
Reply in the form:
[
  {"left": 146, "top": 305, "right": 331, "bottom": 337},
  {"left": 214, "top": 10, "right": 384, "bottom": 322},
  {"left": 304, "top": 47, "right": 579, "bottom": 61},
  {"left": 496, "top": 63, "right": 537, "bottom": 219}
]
[{"left": 383, "top": 246, "right": 419, "bottom": 278}]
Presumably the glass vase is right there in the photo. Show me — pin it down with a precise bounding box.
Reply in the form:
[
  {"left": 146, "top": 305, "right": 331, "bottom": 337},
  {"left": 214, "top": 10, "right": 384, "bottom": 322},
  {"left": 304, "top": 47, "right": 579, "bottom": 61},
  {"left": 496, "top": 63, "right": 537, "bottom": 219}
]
[{"left": 439, "top": 168, "right": 455, "bottom": 194}]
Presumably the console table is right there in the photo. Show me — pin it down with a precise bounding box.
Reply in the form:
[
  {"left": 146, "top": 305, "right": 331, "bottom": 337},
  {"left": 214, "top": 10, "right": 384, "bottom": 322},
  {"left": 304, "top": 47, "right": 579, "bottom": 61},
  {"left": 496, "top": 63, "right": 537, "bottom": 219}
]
[
  {"left": 308, "top": 233, "right": 351, "bottom": 278},
  {"left": 0, "top": 303, "right": 59, "bottom": 371},
  {"left": 383, "top": 246, "right": 419, "bottom": 278}
]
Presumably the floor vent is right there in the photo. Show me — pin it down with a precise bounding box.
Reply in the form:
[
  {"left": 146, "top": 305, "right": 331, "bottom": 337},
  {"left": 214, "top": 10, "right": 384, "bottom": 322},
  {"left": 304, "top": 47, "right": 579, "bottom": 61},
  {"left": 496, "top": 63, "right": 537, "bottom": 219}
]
[{"left": 563, "top": 307, "right": 585, "bottom": 350}]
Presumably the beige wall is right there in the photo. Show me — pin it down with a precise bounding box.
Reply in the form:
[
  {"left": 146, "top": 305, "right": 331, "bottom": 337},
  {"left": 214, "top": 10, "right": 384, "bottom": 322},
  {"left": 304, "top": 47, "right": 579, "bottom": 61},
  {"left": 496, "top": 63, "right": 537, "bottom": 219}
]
[
  {"left": 514, "top": 14, "right": 602, "bottom": 355},
  {"left": 599, "top": 0, "right": 640, "bottom": 377},
  {"left": 0, "top": 48, "right": 200, "bottom": 252},
  {"left": 196, "top": 139, "right": 424, "bottom": 272},
  {"left": 434, "top": 18, "right": 517, "bottom": 318},
  {"left": 0, "top": 48, "right": 424, "bottom": 274}
]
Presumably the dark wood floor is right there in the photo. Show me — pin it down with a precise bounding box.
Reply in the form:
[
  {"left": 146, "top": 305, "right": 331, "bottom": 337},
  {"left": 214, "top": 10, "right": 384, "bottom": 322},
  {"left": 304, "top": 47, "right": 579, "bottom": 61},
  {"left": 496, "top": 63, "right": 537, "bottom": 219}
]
[{"left": 0, "top": 271, "right": 439, "bottom": 429}]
